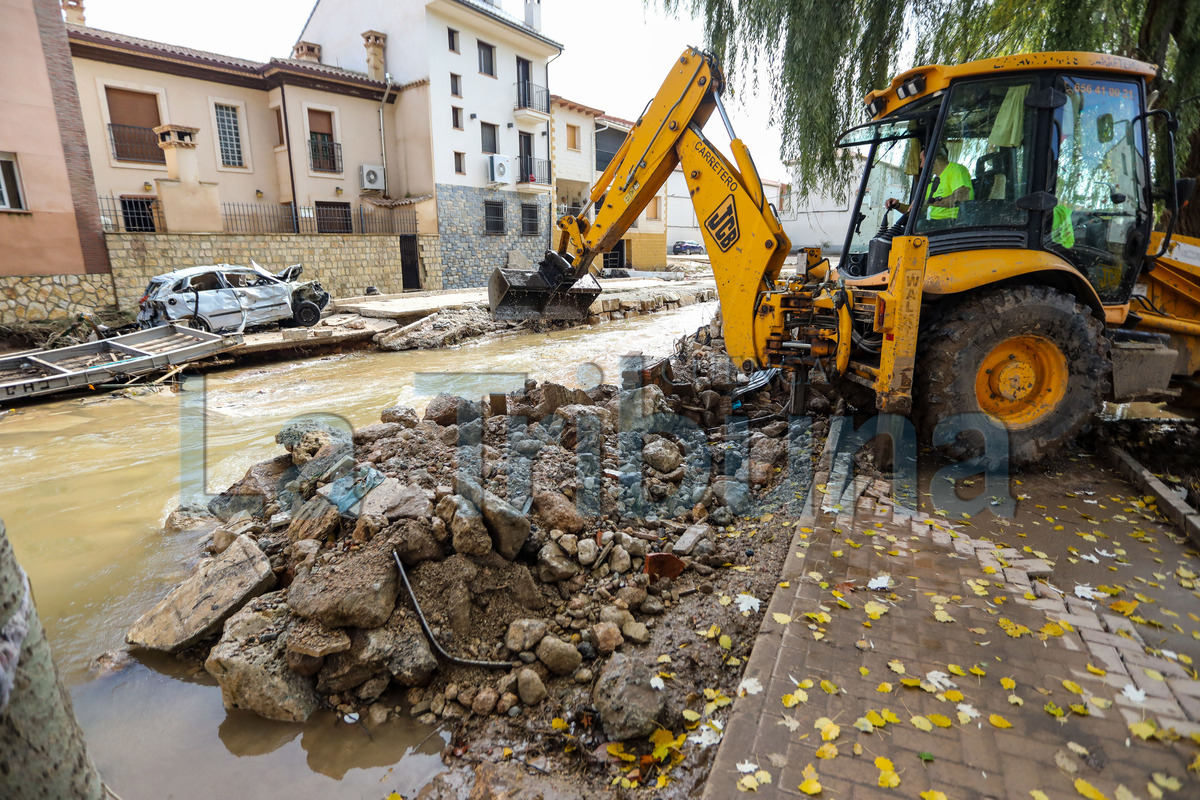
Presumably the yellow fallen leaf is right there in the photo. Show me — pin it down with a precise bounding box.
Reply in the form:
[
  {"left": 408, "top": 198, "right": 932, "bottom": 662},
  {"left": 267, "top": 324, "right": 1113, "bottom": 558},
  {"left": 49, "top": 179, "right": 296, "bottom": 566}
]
[
  {"left": 821, "top": 680, "right": 839, "bottom": 695},
  {"left": 1147, "top": 784, "right": 1163, "bottom": 800},
  {"left": 1152, "top": 773, "right": 1180, "bottom": 791},
  {"left": 1009, "top": 694, "right": 1024, "bottom": 706},
  {"left": 1063, "top": 679, "right": 1084, "bottom": 695},
  {"left": 945, "top": 689, "right": 964, "bottom": 702},
  {"left": 719, "top": 635, "right": 732, "bottom": 650},
  {"left": 773, "top": 613, "right": 792, "bottom": 625},
  {"left": 1129, "top": 720, "right": 1157, "bottom": 739},
  {"left": 1075, "top": 778, "right": 1112, "bottom": 800},
  {"left": 928, "top": 713, "right": 953, "bottom": 728},
  {"left": 888, "top": 660, "right": 906, "bottom": 674},
  {"left": 948, "top": 664, "right": 967, "bottom": 676},
  {"left": 989, "top": 714, "right": 1013, "bottom": 728},
  {"left": 854, "top": 717, "right": 875, "bottom": 734},
  {"left": 1001, "top": 677, "right": 1017, "bottom": 690},
  {"left": 866, "top": 710, "right": 886, "bottom": 726},
  {"left": 1110, "top": 599, "right": 1140, "bottom": 616},
  {"left": 879, "top": 769, "right": 900, "bottom": 788},
  {"left": 552, "top": 717, "right": 568, "bottom": 731},
  {"left": 911, "top": 715, "right": 933, "bottom": 731},
  {"left": 738, "top": 774, "right": 760, "bottom": 792},
  {"left": 815, "top": 742, "right": 838, "bottom": 759},
  {"left": 1031, "top": 792, "right": 1051, "bottom": 800},
  {"left": 683, "top": 709, "right": 701, "bottom": 722},
  {"left": 969, "top": 666, "right": 987, "bottom": 677},
  {"left": 864, "top": 600, "right": 889, "bottom": 619},
  {"left": 921, "top": 793, "right": 948, "bottom": 800},
  {"left": 934, "top": 607, "right": 956, "bottom": 623},
  {"left": 799, "top": 763, "right": 822, "bottom": 795},
  {"left": 875, "top": 756, "right": 895, "bottom": 771},
  {"left": 1143, "top": 668, "right": 1165, "bottom": 682},
  {"left": 859, "top": 666, "right": 870, "bottom": 677},
  {"left": 1086, "top": 663, "right": 1107, "bottom": 676},
  {"left": 877, "top": 682, "right": 893, "bottom": 693},
  {"left": 821, "top": 722, "right": 840, "bottom": 742},
  {"left": 881, "top": 708, "right": 901, "bottom": 724}
]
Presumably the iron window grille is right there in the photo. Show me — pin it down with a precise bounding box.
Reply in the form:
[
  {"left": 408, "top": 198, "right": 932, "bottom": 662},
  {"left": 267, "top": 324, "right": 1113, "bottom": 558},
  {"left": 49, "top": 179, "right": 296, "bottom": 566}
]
[
  {"left": 521, "top": 203, "right": 539, "bottom": 236},
  {"left": 108, "top": 124, "right": 165, "bottom": 164},
  {"left": 309, "top": 137, "right": 342, "bottom": 173},
  {"left": 484, "top": 200, "right": 505, "bottom": 234}
]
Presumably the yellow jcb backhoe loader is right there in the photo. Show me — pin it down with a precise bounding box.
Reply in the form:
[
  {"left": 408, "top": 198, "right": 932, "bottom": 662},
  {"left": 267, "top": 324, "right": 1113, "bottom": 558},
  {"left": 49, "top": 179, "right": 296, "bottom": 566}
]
[{"left": 489, "top": 47, "right": 1199, "bottom": 465}]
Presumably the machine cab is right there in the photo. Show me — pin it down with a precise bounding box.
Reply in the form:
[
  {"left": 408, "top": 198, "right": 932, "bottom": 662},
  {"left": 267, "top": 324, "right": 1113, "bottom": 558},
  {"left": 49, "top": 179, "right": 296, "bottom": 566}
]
[{"left": 836, "top": 54, "right": 1154, "bottom": 305}]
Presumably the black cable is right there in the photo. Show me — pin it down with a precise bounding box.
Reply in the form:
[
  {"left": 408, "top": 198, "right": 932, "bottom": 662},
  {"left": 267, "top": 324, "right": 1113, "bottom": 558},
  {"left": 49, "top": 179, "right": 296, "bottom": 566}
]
[{"left": 392, "top": 550, "right": 511, "bottom": 669}]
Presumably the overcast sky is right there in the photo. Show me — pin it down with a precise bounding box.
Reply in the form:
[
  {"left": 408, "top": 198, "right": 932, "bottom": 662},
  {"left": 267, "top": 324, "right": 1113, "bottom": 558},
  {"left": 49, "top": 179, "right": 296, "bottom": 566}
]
[{"left": 78, "top": 0, "right": 790, "bottom": 180}]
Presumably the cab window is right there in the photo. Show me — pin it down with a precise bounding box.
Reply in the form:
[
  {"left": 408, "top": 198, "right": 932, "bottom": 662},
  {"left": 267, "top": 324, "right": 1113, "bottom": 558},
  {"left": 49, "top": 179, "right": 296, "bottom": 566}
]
[
  {"left": 1044, "top": 75, "right": 1149, "bottom": 302},
  {"left": 914, "top": 77, "right": 1037, "bottom": 234}
]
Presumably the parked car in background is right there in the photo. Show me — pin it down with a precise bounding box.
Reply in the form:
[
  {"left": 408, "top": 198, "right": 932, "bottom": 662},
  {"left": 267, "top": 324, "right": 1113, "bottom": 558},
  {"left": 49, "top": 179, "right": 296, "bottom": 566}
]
[
  {"left": 136, "top": 263, "right": 330, "bottom": 333},
  {"left": 672, "top": 240, "right": 705, "bottom": 255}
]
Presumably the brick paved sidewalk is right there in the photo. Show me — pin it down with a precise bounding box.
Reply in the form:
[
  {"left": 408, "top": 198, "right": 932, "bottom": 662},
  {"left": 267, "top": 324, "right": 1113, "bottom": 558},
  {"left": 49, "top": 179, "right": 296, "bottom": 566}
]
[{"left": 702, "top": 469, "right": 1200, "bottom": 800}]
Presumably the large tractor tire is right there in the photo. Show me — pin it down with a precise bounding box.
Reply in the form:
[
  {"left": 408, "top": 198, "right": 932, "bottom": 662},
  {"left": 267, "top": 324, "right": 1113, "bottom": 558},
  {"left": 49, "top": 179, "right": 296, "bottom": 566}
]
[{"left": 915, "top": 285, "right": 1109, "bottom": 467}]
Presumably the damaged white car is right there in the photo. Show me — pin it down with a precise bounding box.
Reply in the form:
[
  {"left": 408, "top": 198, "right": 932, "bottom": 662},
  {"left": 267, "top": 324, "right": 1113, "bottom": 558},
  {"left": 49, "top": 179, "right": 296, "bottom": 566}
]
[{"left": 136, "top": 263, "right": 331, "bottom": 333}]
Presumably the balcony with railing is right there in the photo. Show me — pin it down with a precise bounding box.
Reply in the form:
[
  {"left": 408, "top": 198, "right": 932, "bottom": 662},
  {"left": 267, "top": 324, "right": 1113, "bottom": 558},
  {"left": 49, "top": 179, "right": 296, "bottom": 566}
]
[
  {"left": 308, "top": 139, "right": 342, "bottom": 173},
  {"left": 516, "top": 155, "right": 551, "bottom": 192},
  {"left": 514, "top": 81, "right": 550, "bottom": 123},
  {"left": 108, "top": 124, "right": 165, "bottom": 164}
]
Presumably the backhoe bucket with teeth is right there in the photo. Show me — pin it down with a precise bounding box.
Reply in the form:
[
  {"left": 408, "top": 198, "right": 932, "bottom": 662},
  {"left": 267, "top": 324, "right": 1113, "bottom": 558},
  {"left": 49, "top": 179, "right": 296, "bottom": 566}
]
[{"left": 488, "top": 251, "right": 601, "bottom": 321}]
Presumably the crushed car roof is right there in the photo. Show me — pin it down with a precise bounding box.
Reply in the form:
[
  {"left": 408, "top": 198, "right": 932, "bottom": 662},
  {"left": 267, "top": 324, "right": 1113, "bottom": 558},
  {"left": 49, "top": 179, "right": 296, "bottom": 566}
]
[{"left": 148, "top": 263, "right": 279, "bottom": 281}]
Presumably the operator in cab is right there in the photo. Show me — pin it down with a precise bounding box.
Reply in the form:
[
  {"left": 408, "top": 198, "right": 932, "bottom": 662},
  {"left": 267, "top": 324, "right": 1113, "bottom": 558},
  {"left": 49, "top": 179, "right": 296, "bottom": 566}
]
[{"left": 885, "top": 144, "right": 973, "bottom": 222}]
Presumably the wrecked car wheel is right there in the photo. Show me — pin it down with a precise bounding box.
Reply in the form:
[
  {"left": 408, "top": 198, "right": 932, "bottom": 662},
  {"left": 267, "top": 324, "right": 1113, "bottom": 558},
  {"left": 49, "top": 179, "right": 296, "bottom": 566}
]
[{"left": 293, "top": 301, "right": 321, "bottom": 328}]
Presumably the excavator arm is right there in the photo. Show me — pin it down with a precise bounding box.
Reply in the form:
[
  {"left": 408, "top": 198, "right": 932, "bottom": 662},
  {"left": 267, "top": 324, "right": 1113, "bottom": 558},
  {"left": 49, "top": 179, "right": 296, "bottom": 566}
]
[{"left": 489, "top": 47, "right": 791, "bottom": 359}]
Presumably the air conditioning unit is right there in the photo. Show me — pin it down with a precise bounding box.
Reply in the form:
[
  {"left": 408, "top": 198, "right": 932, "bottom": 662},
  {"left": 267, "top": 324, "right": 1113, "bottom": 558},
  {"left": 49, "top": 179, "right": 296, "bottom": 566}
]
[
  {"left": 360, "top": 164, "right": 386, "bottom": 192},
  {"left": 488, "top": 154, "right": 512, "bottom": 185}
]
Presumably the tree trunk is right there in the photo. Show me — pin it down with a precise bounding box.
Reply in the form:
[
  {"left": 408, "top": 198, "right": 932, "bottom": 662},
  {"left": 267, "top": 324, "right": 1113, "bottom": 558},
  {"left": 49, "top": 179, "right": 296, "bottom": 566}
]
[
  {"left": 1174, "top": 130, "right": 1200, "bottom": 237},
  {"left": 0, "top": 520, "right": 104, "bottom": 799}
]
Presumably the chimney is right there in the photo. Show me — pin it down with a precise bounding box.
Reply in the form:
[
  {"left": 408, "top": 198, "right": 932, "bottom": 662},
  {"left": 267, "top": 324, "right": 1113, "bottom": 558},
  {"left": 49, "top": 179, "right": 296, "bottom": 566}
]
[
  {"left": 361, "top": 31, "right": 386, "bottom": 82},
  {"left": 155, "top": 124, "right": 201, "bottom": 183},
  {"left": 524, "top": 0, "right": 541, "bottom": 31},
  {"left": 152, "top": 124, "right": 221, "bottom": 232},
  {"left": 292, "top": 41, "right": 322, "bottom": 63},
  {"left": 61, "top": 0, "right": 86, "bottom": 25}
]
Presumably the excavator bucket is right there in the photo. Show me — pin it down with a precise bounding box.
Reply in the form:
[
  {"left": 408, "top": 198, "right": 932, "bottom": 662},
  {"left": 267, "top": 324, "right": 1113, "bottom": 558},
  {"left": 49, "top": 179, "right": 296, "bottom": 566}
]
[{"left": 488, "top": 251, "right": 602, "bottom": 321}]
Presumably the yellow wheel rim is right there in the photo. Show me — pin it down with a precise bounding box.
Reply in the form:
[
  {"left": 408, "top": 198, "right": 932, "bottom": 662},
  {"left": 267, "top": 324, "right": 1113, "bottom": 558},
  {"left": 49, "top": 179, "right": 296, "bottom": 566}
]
[{"left": 974, "top": 335, "right": 1068, "bottom": 429}]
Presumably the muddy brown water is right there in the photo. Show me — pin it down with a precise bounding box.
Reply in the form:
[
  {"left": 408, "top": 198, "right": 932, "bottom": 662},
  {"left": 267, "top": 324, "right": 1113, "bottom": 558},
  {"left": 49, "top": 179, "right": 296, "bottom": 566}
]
[{"left": 0, "top": 302, "right": 716, "bottom": 799}]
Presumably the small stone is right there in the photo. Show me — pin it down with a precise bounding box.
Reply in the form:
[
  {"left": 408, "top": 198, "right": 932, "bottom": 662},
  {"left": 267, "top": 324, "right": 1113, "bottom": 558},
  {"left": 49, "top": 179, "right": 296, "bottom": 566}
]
[
  {"left": 642, "top": 439, "right": 682, "bottom": 473},
  {"left": 472, "top": 687, "right": 499, "bottom": 716},
  {"left": 576, "top": 538, "right": 599, "bottom": 566},
  {"left": 575, "top": 668, "right": 593, "bottom": 684},
  {"left": 535, "top": 636, "right": 582, "bottom": 676},
  {"left": 496, "top": 692, "right": 519, "bottom": 714},
  {"left": 368, "top": 703, "right": 390, "bottom": 726},
  {"left": 592, "top": 621, "right": 624, "bottom": 655},
  {"left": 621, "top": 621, "right": 650, "bottom": 644},
  {"left": 609, "top": 545, "right": 631, "bottom": 574},
  {"left": 505, "top": 618, "right": 549, "bottom": 653},
  {"left": 517, "top": 668, "right": 547, "bottom": 705},
  {"left": 639, "top": 597, "right": 665, "bottom": 616}
]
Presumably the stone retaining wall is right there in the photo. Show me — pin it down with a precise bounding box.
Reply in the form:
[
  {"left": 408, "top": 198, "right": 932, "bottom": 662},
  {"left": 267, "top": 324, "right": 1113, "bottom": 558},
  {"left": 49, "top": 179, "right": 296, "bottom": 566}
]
[
  {"left": 103, "top": 233, "right": 431, "bottom": 310},
  {"left": 436, "top": 184, "right": 551, "bottom": 289},
  {"left": 584, "top": 287, "right": 716, "bottom": 325},
  {"left": 0, "top": 274, "right": 117, "bottom": 325}
]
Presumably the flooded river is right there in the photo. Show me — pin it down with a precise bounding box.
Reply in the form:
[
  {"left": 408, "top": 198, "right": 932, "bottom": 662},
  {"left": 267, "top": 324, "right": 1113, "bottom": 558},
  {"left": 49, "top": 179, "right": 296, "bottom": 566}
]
[{"left": 0, "top": 302, "right": 715, "bottom": 799}]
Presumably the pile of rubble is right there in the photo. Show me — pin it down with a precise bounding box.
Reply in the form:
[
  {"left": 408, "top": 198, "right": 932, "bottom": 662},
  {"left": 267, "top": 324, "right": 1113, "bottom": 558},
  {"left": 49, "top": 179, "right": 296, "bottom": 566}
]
[{"left": 128, "top": 319, "right": 827, "bottom": 746}]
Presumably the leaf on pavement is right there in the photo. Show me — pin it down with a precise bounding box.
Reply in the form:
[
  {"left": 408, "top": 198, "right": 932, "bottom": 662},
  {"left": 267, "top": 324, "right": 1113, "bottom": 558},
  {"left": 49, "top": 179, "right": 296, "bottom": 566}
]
[
  {"left": 989, "top": 714, "right": 1013, "bottom": 728},
  {"left": 1074, "top": 778, "right": 1112, "bottom": 800}
]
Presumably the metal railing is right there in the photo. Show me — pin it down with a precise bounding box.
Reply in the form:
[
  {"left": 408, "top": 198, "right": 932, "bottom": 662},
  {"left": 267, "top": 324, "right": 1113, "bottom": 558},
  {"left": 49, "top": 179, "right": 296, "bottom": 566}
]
[
  {"left": 308, "top": 139, "right": 342, "bottom": 173},
  {"left": 108, "top": 124, "right": 165, "bottom": 164},
  {"left": 557, "top": 204, "right": 585, "bottom": 218},
  {"left": 514, "top": 82, "right": 550, "bottom": 115},
  {"left": 221, "top": 202, "right": 417, "bottom": 235},
  {"left": 98, "top": 195, "right": 164, "bottom": 232},
  {"left": 517, "top": 155, "right": 550, "bottom": 185},
  {"left": 596, "top": 147, "right": 619, "bottom": 171}
]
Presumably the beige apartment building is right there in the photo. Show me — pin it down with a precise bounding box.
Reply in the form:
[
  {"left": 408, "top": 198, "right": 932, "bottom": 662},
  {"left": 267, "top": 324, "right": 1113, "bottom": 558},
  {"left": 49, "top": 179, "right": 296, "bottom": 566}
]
[{"left": 549, "top": 97, "right": 667, "bottom": 270}]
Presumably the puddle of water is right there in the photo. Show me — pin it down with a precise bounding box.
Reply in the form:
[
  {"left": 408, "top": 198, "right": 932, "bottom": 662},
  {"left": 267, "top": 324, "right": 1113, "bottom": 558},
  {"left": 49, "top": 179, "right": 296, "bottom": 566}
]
[{"left": 0, "top": 301, "right": 715, "bottom": 797}]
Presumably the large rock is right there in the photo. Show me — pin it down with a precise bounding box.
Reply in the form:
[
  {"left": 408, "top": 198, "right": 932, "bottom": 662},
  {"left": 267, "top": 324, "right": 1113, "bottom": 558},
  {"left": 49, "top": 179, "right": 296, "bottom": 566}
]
[
  {"left": 643, "top": 439, "right": 682, "bottom": 473},
  {"left": 424, "top": 394, "right": 481, "bottom": 426},
  {"left": 448, "top": 495, "right": 491, "bottom": 556},
  {"left": 287, "top": 496, "right": 341, "bottom": 542},
  {"left": 208, "top": 454, "right": 294, "bottom": 521},
  {"left": 536, "top": 636, "right": 582, "bottom": 676},
  {"left": 390, "top": 518, "right": 444, "bottom": 565},
  {"left": 286, "top": 618, "right": 351, "bottom": 658},
  {"left": 288, "top": 537, "right": 399, "bottom": 628},
  {"left": 276, "top": 420, "right": 351, "bottom": 468},
  {"left": 352, "top": 422, "right": 404, "bottom": 447},
  {"left": 380, "top": 405, "right": 419, "bottom": 427},
  {"left": 532, "top": 491, "right": 586, "bottom": 534},
  {"left": 126, "top": 535, "right": 275, "bottom": 652},
  {"left": 316, "top": 606, "right": 436, "bottom": 693},
  {"left": 594, "top": 653, "right": 666, "bottom": 740},
  {"left": 620, "top": 385, "right": 668, "bottom": 427},
  {"left": 458, "top": 479, "right": 530, "bottom": 560},
  {"left": 204, "top": 592, "right": 318, "bottom": 722},
  {"left": 386, "top": 484, "right": 434, "bottom": 521},
  {"left": 537, "top": 542, "right": 579, "bottom": 583}
]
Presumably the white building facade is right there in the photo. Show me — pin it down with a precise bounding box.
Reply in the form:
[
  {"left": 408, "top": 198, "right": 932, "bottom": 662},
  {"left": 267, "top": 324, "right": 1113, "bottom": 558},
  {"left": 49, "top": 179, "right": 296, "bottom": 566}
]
[{"left": 300, "top": 0, "right": 562, "bottom": 287}]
